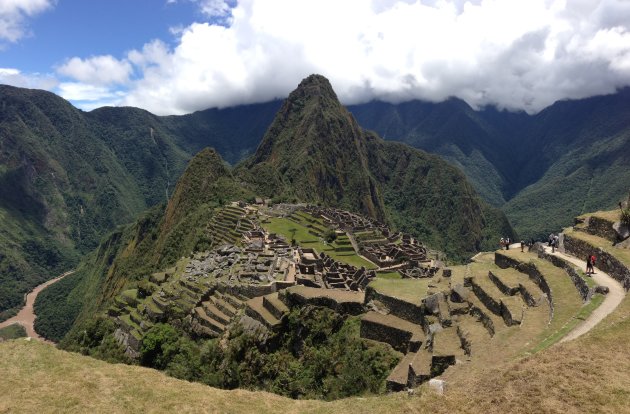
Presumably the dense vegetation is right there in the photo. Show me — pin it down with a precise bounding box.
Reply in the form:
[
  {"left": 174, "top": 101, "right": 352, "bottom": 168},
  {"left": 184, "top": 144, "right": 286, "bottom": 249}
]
[
  {"left": 349, "top": 88, "right": 630, "bottom": 238},
  {"left": 66, "top": 306, "right": 399, "bottom": 400}
]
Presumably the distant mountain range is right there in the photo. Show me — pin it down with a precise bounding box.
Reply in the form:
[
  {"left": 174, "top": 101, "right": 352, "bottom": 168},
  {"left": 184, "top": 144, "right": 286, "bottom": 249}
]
[{"left": 1, "top": 79, "right": 628, "bottom": 320}]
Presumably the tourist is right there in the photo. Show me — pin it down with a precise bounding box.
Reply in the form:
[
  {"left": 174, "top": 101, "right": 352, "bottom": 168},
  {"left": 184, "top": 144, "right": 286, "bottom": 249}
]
[
  {"left": 520, "top": 240, "right": 525, "bottom": 252},
  {"left": 586, "top": 254, "right": 593, "bottom": 275},
  {"left": 590, "top": 255, "right": 597, "bottom": 274},
  {"left": 551, "top": 237, "right": 556, "bottom": 253}
]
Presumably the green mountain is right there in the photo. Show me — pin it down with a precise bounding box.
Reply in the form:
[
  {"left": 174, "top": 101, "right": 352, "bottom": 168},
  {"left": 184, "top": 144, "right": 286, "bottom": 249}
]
[
  {"left": 0, "top": 86, "right": 185, "bottom": 320},
  {"left": 348, "top": 89, "right": 630, "bottom": 237},
  {"left": 237, "top": 74, "right": 386, "bottom": 221},
  {"left": 0, "top": 86, "right": 278, "bottom": 320}
]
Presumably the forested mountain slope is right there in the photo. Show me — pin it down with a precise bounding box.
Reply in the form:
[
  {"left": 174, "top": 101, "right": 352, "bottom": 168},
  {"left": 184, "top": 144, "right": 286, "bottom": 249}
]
[{"left": 348, "top": 88, "right": 630, "bottom": 237}]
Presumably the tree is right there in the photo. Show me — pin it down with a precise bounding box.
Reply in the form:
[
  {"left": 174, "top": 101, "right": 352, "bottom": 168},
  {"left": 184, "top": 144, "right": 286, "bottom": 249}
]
[{"left": 140, "top": 323, "right": 180, "bottom": 369}]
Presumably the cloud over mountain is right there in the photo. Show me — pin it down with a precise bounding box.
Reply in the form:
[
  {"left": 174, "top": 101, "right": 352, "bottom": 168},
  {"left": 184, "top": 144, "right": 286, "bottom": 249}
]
[{"left": 11, "top": 0, "right": 630, "bottom": 115}]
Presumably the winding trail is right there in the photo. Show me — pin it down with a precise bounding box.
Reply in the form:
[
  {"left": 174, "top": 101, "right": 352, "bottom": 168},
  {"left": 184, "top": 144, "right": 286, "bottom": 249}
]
[
  {"left": 0, "top": 270, "right": 74, "bottom": 343},
  {"left": 542, "top": 247, "right": 625, "bottom": 342}
]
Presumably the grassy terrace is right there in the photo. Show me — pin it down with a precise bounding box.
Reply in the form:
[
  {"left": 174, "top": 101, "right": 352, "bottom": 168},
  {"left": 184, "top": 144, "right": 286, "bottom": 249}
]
[
  {"left": 497, "top": 249, "right": 592, "bottom": 352},
  {"left": 565, "top": 226, "right": 630, "bottom": 266},
  {"left": 368, "top": 278, "right": 430, "bottom": 304},
  {"left": 262, "top": 215, "right": 377, "bottom": 269},
  {"left": 374, "top": 271, "right": 402, "bottom": 279},
  {"left": 577, "top": 209, "right": 620, "bottom": 222}
]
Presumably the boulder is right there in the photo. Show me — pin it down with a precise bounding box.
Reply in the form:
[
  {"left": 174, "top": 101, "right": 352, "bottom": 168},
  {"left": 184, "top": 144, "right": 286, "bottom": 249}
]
[
  {"left": 428, "top": 379, "right": 447, "bottom": 395},
  {"left": 595, "top": 285, "right": 610, "bottom": 295},
  {"left": 613, "top": 222, "right": 630, "bottom": 241}
]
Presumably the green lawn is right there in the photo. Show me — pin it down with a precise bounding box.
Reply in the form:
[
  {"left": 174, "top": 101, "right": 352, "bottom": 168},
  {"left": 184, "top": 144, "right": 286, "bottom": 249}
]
[
  {"left": 368, "top": 278, "right": 430, "bottom": 304},
  {"left": 262, "top": 216, "right": 377, "bottom": 269},
  {"left": 375, "top": 271, "right": 402, "bottom": 280}
]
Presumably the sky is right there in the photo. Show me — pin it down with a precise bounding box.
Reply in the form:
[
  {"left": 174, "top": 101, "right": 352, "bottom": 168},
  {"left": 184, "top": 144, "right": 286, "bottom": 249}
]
[{"left": 1, "top": 0, "right": 630, "bottom": 115}]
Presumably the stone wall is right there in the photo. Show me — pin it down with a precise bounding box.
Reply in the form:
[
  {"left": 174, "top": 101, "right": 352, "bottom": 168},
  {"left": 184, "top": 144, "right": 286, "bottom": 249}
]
[
  {"left": 281, "top": 290, "right": 365, "bottom": 315},
  {"left": 360, "top": 318, "right": 414, "bottom": 353},
  {"left": 537, "top": 248, "right": 592, "bottom": 301},
  {"left": 364, "top": 285, "right": 425, "bottom": 325},
  {"left": 563, "top": 234, "right": 630, "bottom": 291},
  {"left": 583, "top": 216, "right": 619, "bottom": 242},
  {"left": 494, "top": 252, "right": 554, "bottom": 320}
]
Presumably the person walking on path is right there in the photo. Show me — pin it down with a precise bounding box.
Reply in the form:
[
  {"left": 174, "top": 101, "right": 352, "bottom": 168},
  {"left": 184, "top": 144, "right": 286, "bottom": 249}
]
[
  {"left": 586, "top": 254, "right": 594, "bottom": 274},
  {"left": 589, "top": 254, "right": 597, "bottom": 274}
]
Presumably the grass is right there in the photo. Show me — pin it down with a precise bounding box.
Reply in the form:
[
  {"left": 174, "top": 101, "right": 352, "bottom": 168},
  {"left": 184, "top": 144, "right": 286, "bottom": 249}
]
[
  {"left": 530, "top": 293, "right": 605, "bottom": 353},
  {"left": 498, "top": 250, "right": 585, "bottom": 349},
  {"left": 0, "top": 323, "right": 27, "bottom": 340},
  {"left": 262, "top": 216, "right": 377, "bottom": 269},
  {"left": 374, "top": 271, "right": 402, "bottom": 279},
  {"left": 368, "top": 278, "right": 430, "bottom": 304}
]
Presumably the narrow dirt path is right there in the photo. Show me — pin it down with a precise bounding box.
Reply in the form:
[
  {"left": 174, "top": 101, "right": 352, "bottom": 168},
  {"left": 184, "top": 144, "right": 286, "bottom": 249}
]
[
  {"left": 542, "top": 247, "right": 625, "bottom": 342},
  {"left": 0, "top": 270, "right": 74, "bottom": 343}
]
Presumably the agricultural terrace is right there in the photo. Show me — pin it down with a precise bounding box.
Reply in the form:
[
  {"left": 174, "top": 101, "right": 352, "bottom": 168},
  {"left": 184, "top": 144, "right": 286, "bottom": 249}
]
[{"left": 261, "top": 211, "right": 377, "bottom": 269}]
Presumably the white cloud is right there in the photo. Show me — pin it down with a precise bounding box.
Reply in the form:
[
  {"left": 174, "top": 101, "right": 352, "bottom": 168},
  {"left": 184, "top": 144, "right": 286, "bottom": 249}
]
[
  {"left": 55, "top": 82, "right": 125, "bottom": 110},
  {"left": 56, "top": 55, "right": 133, "bottom": 86},
  {"left": 52, "top": 0, "right": 630, "bottom": 115},
  {"left": 197, "top": 0, "right": 233, "bottom": 18},
  {"left": 0, "top": 0, "right": 54, "bottom": 43},
  {"left": 0, "top": 66, "right": 57, "bottom": 89}
]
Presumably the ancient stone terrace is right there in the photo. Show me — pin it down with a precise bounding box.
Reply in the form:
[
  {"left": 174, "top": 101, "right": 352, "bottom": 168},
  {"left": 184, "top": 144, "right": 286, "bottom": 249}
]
[
  {"left": 355, "top": 248, "right": 578, "bottom": 392},
  {"left": 305, "top": 205, "right": 387, "bottom": 233},
  {"left": 360, "top": 237, "right": 429, "bottom": 270},
  {"left": 295, "top": 248, "right": 376, "bottom": 291}
]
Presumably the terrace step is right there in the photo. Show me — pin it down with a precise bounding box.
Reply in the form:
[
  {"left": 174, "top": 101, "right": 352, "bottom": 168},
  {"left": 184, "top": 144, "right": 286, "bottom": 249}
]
[
  {"left": 489, "top": 268, "right": 541, "bottom": 306},
  {"left": 469, "top": 273, "right": 508, "bottom": 316},
  {"left": 262, "top": 292, "right": 290, "bottom": 320},
  {"left": 386, "top": 352, "right": 415, "bottom": 392},
  {"left": 223, "top": 293, "right": 246, "bottom": 308},
  {"left": 454, "top": 314, "right": 492, "bottom": 357},
  {"left": 408, "top": 350, "right": 433, "bottom": 387},
  {"left": 430, "top": 327, "right": 465, "bottom": 376},
  {"left": 245, "top": 296, "right": 281, "bottom": 330},
  {"left": 500, "top": 295, "right": 524, "bottom": 326},
  {"left": 360, "top": 311, "right": 425, "bottom": 353},
  {"left": 210, "top": 295, "right": 238, "bottom": 317},
  {"left": 193, "top": 307, "right": 225, "bottom": 335},
  {"left": 201, "top": 301, "right": 231, "bottom": 325},
  {"left": 464, "top": 294, "right": 504, "bottom": 336}
]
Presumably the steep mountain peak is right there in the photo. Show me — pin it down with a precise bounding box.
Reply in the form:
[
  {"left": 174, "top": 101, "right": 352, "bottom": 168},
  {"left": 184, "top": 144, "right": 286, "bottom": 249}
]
[
  {"left": 290, "top": 73, "right": 339, "bottom": 102},
  {"left": 241, "top": 75, "right": 386, "bottom": 220}
]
